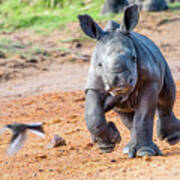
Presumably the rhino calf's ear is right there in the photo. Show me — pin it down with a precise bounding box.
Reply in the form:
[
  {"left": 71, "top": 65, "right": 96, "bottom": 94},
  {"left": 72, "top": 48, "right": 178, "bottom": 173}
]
[
  {"left": 78, "top": 14, "right": 104, "bottom": 40},
  {"left": 120, "top": 4, "right": 139, "bottom": 34}
]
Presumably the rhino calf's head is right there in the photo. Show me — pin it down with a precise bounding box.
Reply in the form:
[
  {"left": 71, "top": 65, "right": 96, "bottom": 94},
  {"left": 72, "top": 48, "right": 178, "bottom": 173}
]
[{"left": 78, "top": 5, "right": 139, "bottom": 97}]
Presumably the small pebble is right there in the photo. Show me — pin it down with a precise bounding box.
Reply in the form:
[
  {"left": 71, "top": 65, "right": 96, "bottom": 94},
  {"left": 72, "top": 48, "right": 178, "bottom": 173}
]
[
  {"left": 70, "top": 146, "right": 75, "bottom": 150},
  {"left": 122, "top": 168, "right": 127, "bottom": 173},
  {"left": 75, "top": 42, "right": 82, "bottom": 48},
  {"left": 111, "top": 159, "right": 116, "bottom": 163},
  {"left": 47, "top": 135, "right": 66, "bottom": 148},
  {"left": 58, "top": 149, "right": 65, "bottom": 153},
  {"left": 27, "top": 58, "right": 38, "bottom": 63},
  {"left": 36, "top": 155, "right": 47, "bottom": 159},
  {"left": 143, "top": 155, "right": 151, "bottom": 161},
  {"left": 39, "top": 169, "right": 43, "bottom": 172},
  {"left": 33, "top": 173, "right": 37, "bottom": 177},
  {"left": 84, "top": 143, "right": 93, "bottom": 150}
]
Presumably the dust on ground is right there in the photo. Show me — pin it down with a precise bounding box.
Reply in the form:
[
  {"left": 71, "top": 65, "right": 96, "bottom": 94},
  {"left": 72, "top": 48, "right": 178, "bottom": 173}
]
[{"left": 0, "top": 10, "right": 180, "bottom": 180}]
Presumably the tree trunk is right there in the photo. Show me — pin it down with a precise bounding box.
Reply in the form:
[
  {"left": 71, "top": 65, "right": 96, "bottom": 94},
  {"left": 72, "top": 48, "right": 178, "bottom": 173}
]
[{"left": 101, "top": 0, "right": 129, "bottom": 15}]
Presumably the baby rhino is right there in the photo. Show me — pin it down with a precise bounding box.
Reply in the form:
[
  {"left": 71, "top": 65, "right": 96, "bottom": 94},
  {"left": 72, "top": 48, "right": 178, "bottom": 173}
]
[{"left": 78, "top": 4, "right": 180, "bottom": 158}]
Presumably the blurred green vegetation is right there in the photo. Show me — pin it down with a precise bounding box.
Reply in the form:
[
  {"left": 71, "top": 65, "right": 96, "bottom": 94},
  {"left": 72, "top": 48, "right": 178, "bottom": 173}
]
[
  {"left": 168, "top": 2, "right": 180, "bottom": 9},
  {"left": 0, "top": 0, "right": 111, "bottom": 32},
  {"left": 0, "top": 0, "right": 179, "bottom": 32}
]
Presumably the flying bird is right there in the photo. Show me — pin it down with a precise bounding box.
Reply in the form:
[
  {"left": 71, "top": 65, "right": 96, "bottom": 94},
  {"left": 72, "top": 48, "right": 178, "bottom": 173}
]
[{"left": 0, "top": 122, "right": 45, "bottom": 155}]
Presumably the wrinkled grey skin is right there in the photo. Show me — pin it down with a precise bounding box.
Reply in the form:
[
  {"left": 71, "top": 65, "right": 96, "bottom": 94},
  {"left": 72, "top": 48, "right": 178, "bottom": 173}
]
[
  {"left": 128, "top": 0, "right": 168, "bottom": 11},
  {"left": 78, "top": 4, "right": 180, "bottom": 158}
]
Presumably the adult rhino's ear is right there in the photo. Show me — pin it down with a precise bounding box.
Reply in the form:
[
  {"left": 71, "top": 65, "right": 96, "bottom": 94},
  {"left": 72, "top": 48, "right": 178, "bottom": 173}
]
[
  {"left": 120, "top": 4, "right": 139, "bottom": 34},
  {"left": 78, "top": 14, "right": 104, "bottom": 40}
]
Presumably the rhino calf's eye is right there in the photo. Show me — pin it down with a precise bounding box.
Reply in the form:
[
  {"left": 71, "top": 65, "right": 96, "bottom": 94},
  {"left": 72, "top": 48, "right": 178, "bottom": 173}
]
[
  {"left": 132, "top": 56, "right": 136, "bottom": 62},
  {"left": 98, "top": 62, "right": 102, "bottom": 67}
]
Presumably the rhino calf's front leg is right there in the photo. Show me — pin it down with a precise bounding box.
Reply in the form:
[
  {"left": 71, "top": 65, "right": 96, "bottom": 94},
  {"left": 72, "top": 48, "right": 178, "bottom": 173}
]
[
  {"left": 85, "top": 90, "right": 121, "bottom": 153},
  {"left": 125, "top": 83, "right": 162, "bottom": 158}
]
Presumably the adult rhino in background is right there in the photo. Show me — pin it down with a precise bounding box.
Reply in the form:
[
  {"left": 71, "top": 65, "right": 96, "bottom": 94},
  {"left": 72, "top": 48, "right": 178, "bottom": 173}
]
[
  {"left": 78, "top": 4, "right": 180, "bottom": 158},
  {"left": 101, "top": 0, "right": 168, "bottom": 14},
  {"left": 101, "top": 0, "right": 129, "bottom": 15},
  {"left": 128, "top": 0, "right": 168, "bottom": 11},
  {"left": 166, "top": 0, "right": 180, "bottom": 3}
]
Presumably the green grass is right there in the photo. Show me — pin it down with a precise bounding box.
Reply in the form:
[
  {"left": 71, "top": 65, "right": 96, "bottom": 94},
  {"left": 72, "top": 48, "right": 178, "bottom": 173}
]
[
  {"left": 0, "top": 37, "right": 25, "bottom": 54},
  {"left": 0, "top": 37, "right": 50, "bottom": 59},
  {"left": 0, "top": 0, "right": 118, "bottom": 33},
  {"left": 168, "top": 2, "right": 180, "bottom": 9},
  {"left": 0, "top": 1, "right": 179, "bottom": 33}
]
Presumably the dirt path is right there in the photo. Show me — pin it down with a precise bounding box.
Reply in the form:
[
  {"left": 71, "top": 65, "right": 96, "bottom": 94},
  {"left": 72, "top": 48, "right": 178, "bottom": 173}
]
[
  {"left": 0, "top": 63, "right": 89, "bottom": 100},
  {"left": 0, "top": 11, "right": 180, "bottom": 180},
  {"left": 0, "top": 90, "right": 180, "bottom": 180}
]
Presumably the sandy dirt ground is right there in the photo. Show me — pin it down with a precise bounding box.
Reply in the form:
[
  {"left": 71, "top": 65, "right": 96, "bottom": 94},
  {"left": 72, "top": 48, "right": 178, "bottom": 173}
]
[{"left": 0, "top": 11, "right": 180, "bottom": 180}]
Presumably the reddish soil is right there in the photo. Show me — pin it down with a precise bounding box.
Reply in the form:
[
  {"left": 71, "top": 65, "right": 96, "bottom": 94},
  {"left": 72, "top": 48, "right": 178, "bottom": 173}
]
[{"left": 0, "top": 10, "right": 180, "bottom": 180}]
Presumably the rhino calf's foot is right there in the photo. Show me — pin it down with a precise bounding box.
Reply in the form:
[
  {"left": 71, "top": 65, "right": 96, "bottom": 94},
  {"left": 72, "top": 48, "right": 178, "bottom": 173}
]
[
  {"left": 123, "top": 141, "right": 162, "bottom": 158},
  {"left": 166, "top": 132, "right": 180, "bottom": 145},
  {"left": 123, "top": 141, "right": 132, "bottom": 154},
  {"left": 157, "top": 117, "right": 180, "bottom": 145},
  {"left": 91, "top": 121, "right": 121, "bottom": 153}
]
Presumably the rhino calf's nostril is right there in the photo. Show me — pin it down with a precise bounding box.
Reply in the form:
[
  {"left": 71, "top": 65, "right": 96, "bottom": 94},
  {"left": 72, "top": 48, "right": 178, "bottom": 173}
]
[
  {"left": 128, "top": 78, "right": 133, "bottom": 86},
  {"left": 113, "top": 76, "right": 119, "bottom": 86}
]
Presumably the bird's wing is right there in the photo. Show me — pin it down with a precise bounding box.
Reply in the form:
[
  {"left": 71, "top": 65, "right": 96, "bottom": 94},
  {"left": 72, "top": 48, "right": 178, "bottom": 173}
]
[
  {"left": 8, "top": 131, "right": 27, "bottom": 155},
  {"left": 28, "top": 122, "right": 45, "bottom": 138},
  {"left": 29, "top": 129, "right": 45, "bottom": 138},
  {"left": 0, "top": 127, "right": 7, "bottom": 134},
  {"left": 29, "top": 122, "right": 43, "bottom": 126}
]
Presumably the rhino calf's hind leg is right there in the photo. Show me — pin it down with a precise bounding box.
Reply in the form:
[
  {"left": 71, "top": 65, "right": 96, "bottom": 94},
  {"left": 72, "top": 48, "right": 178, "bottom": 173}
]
[
  {"left": 157, "top": 67, "right": 180, "bottom": 145},
  {"left": 118, "top": 112, "right": 134, "bottom": 130},
  {"left": 117, "top": 112, "right": 135, "bottom": 154}
]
